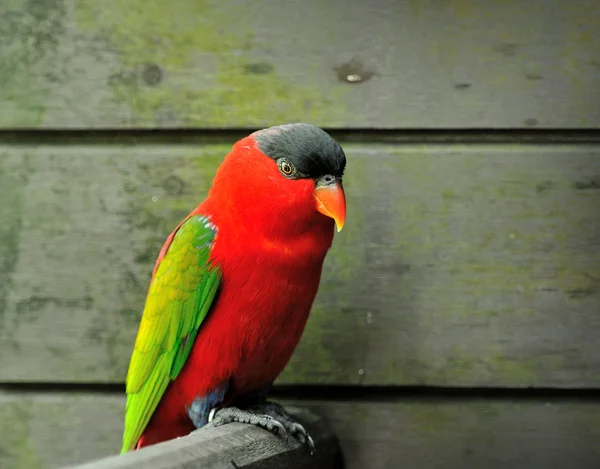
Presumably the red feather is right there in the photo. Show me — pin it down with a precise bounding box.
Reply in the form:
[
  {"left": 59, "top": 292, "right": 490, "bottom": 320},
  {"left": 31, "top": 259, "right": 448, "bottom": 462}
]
[{"left": 136, "top": 135, "right": 335, "bottom": 447}]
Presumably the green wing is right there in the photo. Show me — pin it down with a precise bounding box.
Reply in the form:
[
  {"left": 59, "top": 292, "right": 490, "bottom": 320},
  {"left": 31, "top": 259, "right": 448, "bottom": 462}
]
[{"left": 121, "top": 215, "right": 221, "bottom": 453}]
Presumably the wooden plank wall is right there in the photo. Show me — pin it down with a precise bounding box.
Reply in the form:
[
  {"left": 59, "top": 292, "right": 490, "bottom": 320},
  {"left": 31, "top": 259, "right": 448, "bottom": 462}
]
[{"left": 1, "top": 0, "right": 599, "bottom": 468}]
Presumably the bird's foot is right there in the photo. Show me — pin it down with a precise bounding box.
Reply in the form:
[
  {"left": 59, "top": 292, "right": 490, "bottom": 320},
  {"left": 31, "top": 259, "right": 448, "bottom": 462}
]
[
  {"left": 200, "top": 406, "right": 287, "bottom": 439},
  {"left": 248, "top": 401, "right": 315, "bottom": 455}
]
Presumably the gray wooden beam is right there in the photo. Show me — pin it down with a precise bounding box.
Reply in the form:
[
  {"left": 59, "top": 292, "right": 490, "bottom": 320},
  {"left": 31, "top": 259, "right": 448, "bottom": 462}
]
[{"left": 61, "top": 407, "right": 342, "bottom": 469}]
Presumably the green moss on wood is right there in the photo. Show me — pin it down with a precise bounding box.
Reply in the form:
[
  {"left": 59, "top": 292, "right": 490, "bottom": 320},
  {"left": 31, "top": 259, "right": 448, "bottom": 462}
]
[
  {"left": 74, "top": 0, "right": 348, "bottom": 127},
  {"left": 0, "top": 393, "right": 125, "bottom": 468},
  {"left": 0, "top": 0, "right": 66, "bottom": 126},
  {"left": 0, "top": 400, "right": 42, "bottom": 469},
  {"left": 0, "top": 157, "right": 24, "bottom": 333}
]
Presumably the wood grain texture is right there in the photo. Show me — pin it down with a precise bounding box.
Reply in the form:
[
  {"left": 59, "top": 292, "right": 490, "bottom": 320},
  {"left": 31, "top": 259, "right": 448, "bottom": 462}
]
[
  {"left": 2, "top": 393, "right": 600, "bottom": 469},
  {"left": 63, "top": 407, "right": 340, "bottom": 469},
  {"left": 0, "top": 142, "right": 599, "bottom": 387},
  {"left": 1, "top": 0, "right": 600, "bottom": 128}
]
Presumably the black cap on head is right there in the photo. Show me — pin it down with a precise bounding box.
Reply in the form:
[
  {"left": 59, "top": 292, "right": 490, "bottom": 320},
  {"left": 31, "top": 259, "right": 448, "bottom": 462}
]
[{"left": 253, "top": 123, "right": 346, "bottom": 180}]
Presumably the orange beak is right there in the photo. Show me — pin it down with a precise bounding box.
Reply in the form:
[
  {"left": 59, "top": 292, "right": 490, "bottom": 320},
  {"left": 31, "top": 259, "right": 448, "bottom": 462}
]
[{"left": 314, "top": 181, "right": 346, "bottom": 232}]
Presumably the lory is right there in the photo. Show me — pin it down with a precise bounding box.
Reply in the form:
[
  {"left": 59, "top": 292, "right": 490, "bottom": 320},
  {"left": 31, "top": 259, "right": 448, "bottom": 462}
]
[{"left": 121, "top": 123, "right": 347, "bottom": 454}]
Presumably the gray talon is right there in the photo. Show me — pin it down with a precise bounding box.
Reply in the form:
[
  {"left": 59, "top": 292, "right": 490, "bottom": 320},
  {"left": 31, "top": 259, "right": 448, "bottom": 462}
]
[
  {"left": 306, "top": 433, "right": 316, "bottom": 456},
  {"left": 202, "top": 406, "right": 288, "bottom": 439},
  {"left": 267, "top": 417, "right": 287, "bottom": 437},
  {"left": 248, "top": 401, "right": 316, "bottom": 455},
  {"left": 208, "top": 407, "right": 219, "bottom": 423},
  {"left": 289, "top": 422, "right": 315, "bottom": 455},
  {"left": 201, "top": 402, "right": 316, "bottom": 455}
]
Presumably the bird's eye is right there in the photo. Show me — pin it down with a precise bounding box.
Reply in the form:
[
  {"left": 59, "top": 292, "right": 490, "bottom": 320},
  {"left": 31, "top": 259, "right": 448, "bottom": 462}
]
[{"left": 279, "top": 159, "right": 294, "bottom": 176}]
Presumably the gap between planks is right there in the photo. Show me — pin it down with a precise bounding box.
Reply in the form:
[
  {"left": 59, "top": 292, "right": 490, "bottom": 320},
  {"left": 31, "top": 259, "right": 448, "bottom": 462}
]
[
  {"left": 1, "top": 129, "right": 600, "bottom": 146},
  {"left": 2, "top": 383, "right": 600, "bottom": 402}
]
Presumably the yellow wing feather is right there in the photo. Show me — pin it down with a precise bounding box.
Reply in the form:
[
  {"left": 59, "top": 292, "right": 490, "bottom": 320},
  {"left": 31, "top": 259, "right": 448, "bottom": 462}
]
[{"left": 121, "top": 215, "right": 221, "bottom": 453}]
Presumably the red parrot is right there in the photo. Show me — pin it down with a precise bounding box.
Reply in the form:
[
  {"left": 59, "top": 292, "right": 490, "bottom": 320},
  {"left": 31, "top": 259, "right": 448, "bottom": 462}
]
[{"left": 121, "top": 123, "right": 347, "bottom": 454}]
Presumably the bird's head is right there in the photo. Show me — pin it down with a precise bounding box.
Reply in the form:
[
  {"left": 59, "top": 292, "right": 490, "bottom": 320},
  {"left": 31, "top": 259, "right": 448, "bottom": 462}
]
[{"left": 209, "top": 123, "right": 347, "bottom": 237}]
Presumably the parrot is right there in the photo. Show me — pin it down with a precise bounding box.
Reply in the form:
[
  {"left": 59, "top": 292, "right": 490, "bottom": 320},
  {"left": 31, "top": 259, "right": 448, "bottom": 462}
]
[{"left": 121, "top": 123, "right": 347, "bottom": 455}]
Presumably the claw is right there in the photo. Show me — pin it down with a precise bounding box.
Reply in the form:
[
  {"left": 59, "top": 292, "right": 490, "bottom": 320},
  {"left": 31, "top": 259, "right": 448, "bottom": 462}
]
[
  {"left": 271, "top": 419, "right": 287, "bottom": 438},
  {"left": 199, "top": 404, "right": 315, "bottom": 455},
  {"left": 306, "top": 433, "right": 316, "bottom": 456},
  {"left": 288, "top": 421, "right": 315, "bottom": 455},
  {"left": 205, "top": 406, "right": 288, "bottom": 439},
  {"left": 208, "top": 407, "right": 218, "bottom": 423},
  {"left": 248, "top": 402, "right": 316, "bottom": 456}
]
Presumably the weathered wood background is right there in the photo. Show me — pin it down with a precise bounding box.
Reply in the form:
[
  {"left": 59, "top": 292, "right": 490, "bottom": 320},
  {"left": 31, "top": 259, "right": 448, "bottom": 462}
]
[{"left": 1, "top": 0, "right": 600, "bottom": 467}]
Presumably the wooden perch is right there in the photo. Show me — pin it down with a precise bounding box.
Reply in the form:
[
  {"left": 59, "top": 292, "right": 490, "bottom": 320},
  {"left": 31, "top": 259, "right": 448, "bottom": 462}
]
[{"left": 62, "top": 406, "right": 343, "bottom": 469}]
